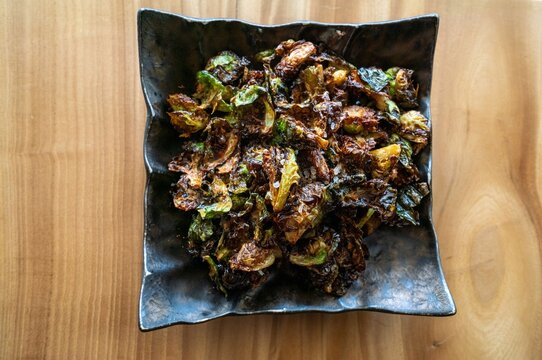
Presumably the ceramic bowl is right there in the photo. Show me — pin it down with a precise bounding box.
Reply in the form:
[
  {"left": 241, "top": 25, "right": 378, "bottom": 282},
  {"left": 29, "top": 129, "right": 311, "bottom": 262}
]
[{"left": 138, "top": 8, "right": 455, "bottom": 330}]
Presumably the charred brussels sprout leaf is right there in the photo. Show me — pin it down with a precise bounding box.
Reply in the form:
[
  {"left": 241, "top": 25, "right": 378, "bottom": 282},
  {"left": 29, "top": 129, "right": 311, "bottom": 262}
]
[
  {"left": 255, "top": 49, "right": 275, "bottom": 63},
  {"left": 264, "top": 64, "right": 289, "bottom": 108},
  {"left": 269, "top": 148, "right": 300, "bottom": 212},
  {"left": 396, "top": 182, "right": 429, "bottom": 225},
  {"left": 389, "top": 134, "right": 413, "bottom": 167},
  {"left": 203, "top": 255, "right": 227, "bottom": 295},
  {"left": 168, "top": 93, "right": 198, "bottom": 112},
  {"left": 232, "top": 85, "right": 267, "bottom": 106},
  {"left": 188, "top": 214, "right": 214, "bottom": 243},
  {"left": 275, "top": 40, "right": 317, "bottom": 79},
  {"left": 342, "top": 105, "right": 381, "bottom": 134},
  {"left": 300, "top": 64, "right": 325, "bottom": 98},
  {"left": 168, "top": 110, "right": 210, "bottom": 137},
  {"left": 358, "top": 67, "right": 389, "bottom": 92},
  {"left": 203, "top": 118, "right": 239, "bottom": 170},
  {"left": 273, "top": 115, "right": 329, "bottom": 149}
]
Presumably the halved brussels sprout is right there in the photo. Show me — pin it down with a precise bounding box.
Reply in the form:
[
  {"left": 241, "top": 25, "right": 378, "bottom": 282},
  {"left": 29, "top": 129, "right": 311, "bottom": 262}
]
[
  {"left": 167, "top": 93, "right": 210, "bottom": 137},
  {"left": 205, "top": 50, "right": 248, "bottom": 84},
  {"left": 229, "top": 242, "right": 278, "bottom": 272},
  {"left": 399, "top": 111, "right": 430, "bottom": 146},
  {"left": 369, "top": 144, "right": 401, "bottom": 178},
  {"left": 300, "top": 64, "right": 325, "bottom": 98},
  {"left": 276, "top": 184, "right": 329, "bottom": 244},
  {"left": 194, "top": 70, "right": 233, "bottom": 113},
  {"left": 273, "top": 115, "right": 329, "bottom": 149},
  {"left": 167, "top": 93, "right": 199, "bottom": 112},
  {"left": 255, "top": 49, "right": 275, "bottom": 63},
  {"left": 203, "top": 118, "right": 239, "bottom": 170},
  {"left": 386, "top": 67, "right": 419, "bottom": 108},
  {"left": 289, "top": 230, "right": 339, "bottom": 267},
  {"left": 197, "top": 178, "right": 233, "bottom": 219},
  {"left": 275, "top": 40, "right": 317, "bottom": 79},
  {"left": 232, "top": 85, "right": 275, "bottom": 135},
  {"left": 342, "top": 105, "right": 380, "bottom": 134}
]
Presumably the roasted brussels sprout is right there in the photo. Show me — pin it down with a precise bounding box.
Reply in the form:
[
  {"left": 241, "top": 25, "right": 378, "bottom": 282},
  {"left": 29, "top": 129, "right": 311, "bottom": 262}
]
[
  {"left": 386, "top": 67, "right": 419, "bottom": 108},
  {"left": 205, "top": 50, "right": 249, "bottom": 85},
  {"left": 166, "top": 39, "right": 431, "bottom": 296}
]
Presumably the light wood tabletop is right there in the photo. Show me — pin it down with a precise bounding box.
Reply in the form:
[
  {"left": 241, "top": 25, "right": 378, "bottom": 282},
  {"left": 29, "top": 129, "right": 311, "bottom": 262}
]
[{"left": 1, "top": 1, "right": 541, "bottom": 359}]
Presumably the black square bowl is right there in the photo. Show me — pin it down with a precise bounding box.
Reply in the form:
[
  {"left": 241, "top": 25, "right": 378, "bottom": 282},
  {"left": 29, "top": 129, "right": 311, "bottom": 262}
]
[{"left": 138, "top": 8, "right": 455, "bottom": 330}]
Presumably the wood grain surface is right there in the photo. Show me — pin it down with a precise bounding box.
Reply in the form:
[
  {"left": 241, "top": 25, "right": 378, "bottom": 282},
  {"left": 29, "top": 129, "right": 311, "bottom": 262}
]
[{"left": 1, "top": 1, "right": 541, "bottom": 359}]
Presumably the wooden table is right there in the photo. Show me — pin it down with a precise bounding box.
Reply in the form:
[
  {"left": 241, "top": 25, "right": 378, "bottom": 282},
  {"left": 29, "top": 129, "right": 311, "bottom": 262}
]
[{"left": 1, "top": 1, "right": 541, "bottom": 358}]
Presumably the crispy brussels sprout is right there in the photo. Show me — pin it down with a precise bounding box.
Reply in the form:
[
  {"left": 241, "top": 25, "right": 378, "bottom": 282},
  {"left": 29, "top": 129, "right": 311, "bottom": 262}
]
[
  {"left": 263, "top": 147, "right": 300, "bottom": 212},
  {"left": 388, "top": 134, "right": 421, "bottom": 186},
  {"left": 264, "top": 64, "right": 290, "bottom": 108},
  {"left": 203, "top": 118, "right": 239, "bottom": 170},
  {"left": 396, "top": 182, "right": 429, "bottom": 225},
  {"left": 168, "top": 93, "right": 198, "bottom": 112},
  {"left": 369, "top": 144, "right": 401, "bottom": 178},
  {"left": 300, "top": 64, "right": 325, "bottom": 98},
  {"left": 334, "top": 178, "right": 397, "bottom": 219},
  {"left": 168, "top": 109, "right": 210, "bottom": 137},
  {"left": 168, "top": 145, "right": 204, "bottom": 188},
  {"left": 255, "top": 49, "right": 275, "bottom": 63},
  {"left": 188, "top": 214, "right": 214, "bottom": 243},
  {"left": 342, "top": 105, "right": 381, "bottom": 134},
  {"left": 232, "top": 85, "right": 275, "bottom": 135},
  {"left": 205, "top": 50, "right": 249, "bottom": 84},
  {"left": 167, "top": 93, "right": 210, "bottom": 137},
  {"left": 386, "top": 67, "right": 419, "bottom": 108},
  {"left": 197, "top": 177, "right": 233, "bottom": 219},
  {"left": 275, "top": 40, "right": 317, "bottom": 79},
  {"left": 203, "top": 255, "right": 227, "bottom": 295},
  {"left": 173, "top": 176, "right": 202, "bottom": 211},
  {"left": 167, "top": 41, "right": 431, "bottom": 296},
  {"left": 273, "top": 115, "right": 329, "bottom": 149},
  {"left": 399, "top": 110, "right": 430, "bottom": 146},
  {"left": 289, "top": 229, "right": 339, "bottom": 266},
  {"left": 276, "top": 184, "right": 329, "bottom": 244},
  {"left": 229, "top": 242, "right": 278, "bottom": 272},
  {"left": 194, "top": 70, "right": 233, "bottom": 113}
]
